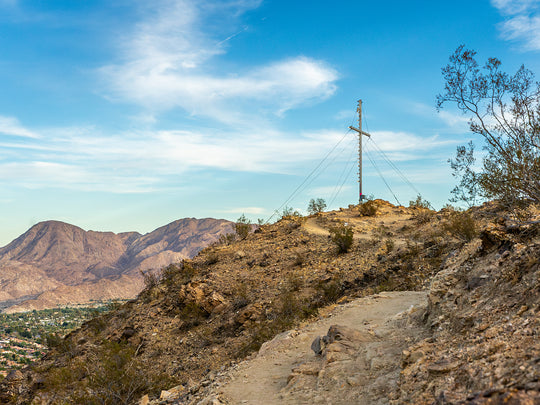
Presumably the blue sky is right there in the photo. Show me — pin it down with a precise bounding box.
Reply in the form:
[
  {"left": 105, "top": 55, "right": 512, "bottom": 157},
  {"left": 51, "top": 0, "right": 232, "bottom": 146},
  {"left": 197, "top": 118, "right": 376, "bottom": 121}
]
[{"left": 1, "top": 0, "right": 539, "bottom": 245}]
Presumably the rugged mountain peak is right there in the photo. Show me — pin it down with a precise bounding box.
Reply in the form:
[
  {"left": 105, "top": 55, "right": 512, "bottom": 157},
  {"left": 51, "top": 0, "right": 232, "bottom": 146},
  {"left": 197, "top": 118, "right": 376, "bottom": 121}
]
[
  {"left": 0, "top": 220, "right": 130, "bottom": 282},
  {"left": 0, "top": 217, "right": 234, "bottom": 312}
]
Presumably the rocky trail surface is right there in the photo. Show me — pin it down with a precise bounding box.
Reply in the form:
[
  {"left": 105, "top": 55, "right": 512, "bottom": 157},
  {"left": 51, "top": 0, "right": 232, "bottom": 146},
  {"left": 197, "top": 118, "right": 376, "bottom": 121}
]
[{"left": 204, "top": 291, "right": 427, "bottom": 405}]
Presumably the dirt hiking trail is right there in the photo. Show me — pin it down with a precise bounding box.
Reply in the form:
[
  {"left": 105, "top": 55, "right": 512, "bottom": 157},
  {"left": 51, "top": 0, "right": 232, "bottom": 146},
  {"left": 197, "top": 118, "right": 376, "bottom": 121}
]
[
  {"left": 303, "top": 212, "right": 413, "bottom": 247},
  {"left": 213, "top": 291, "right": 427, "bottom": 405}
]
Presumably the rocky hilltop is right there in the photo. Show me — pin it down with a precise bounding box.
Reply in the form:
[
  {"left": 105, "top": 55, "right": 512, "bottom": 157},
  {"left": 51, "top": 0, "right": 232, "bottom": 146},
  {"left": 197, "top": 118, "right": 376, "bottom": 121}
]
[
  {"left": 0, "top": 218, "right": 233, "bottom": 313},
  {"left": 1, "top": 200, "right": 538, "bottom": 404}
]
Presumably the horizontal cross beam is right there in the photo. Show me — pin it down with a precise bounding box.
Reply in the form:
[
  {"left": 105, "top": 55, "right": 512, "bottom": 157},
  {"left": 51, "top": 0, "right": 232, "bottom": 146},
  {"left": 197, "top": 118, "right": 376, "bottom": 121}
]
[{"left": 349, "top": 126, "right": 371, "bottom": 137}]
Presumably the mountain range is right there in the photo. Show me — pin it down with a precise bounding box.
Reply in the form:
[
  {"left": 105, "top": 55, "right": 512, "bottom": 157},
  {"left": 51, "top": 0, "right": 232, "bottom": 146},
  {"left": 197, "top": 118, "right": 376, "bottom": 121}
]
[{"left": 0, "top": 218, "right": 233, "bottom": 313}]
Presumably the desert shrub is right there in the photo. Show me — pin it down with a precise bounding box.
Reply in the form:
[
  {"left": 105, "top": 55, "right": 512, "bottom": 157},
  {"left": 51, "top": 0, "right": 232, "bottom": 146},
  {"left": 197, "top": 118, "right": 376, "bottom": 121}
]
[
  {"left": 384, "top": 239, "right": 395, "bottom": 252},
  {"left": 178, "top": 302, "right": 209, "bottom": 330},
  {"left": 409, "top": 194, "right": 432, "bottom": 209},
  {"left": 307, "top": 198, "right": 327, "bottom": 215},
  {"left": 86, "top": 314, "right": 109, "bottom": 336},
  {"left": 414, "top": 209, "right": 436, "bottom": 224},
  {"left": 238, "top": 292, "right": 317, "bottom": 357},
  {"left": 443, "top": 210, "right": 478, "bottom": 241},
  {"left": 159, "top": 261, "right": 197, "bottom": 286},
  {"left": 358, "top": 200, "right": 378, "bottom": 216},
  {"left": 285, "top": 271, "right": 303, "bottom": 291},
  {"left": 141, "top": 270, "right": 159, "bottom": 291},
  {"left": 278, "top": 291, "right": 303, "bottom": 320},
  {"left": 329, "top": 223, "right": 354, "bottom": 253},
  {"left": 160, "top": 263, "right": 179, "bottom": 285},
  {"left": 45, "top": 333, "right": 74, "bottom": 355},
  {"left": 235, "top": 214, "right": 251, "bottom": 240},
  {"left": 409, "top": 195, "right": 435, "bottom": 224},
  {"left": 315, "top": 279, "right": 344, "bottom": 305},
  {"left": 206, "top": 250, "right": 219, "bottom": 265},
  {"left": 216, "top": 233, "right": 237, "bottom": 246},
  {"left": 373, "top": 225, "right": 392, "bottom": 238},
  {"left": 231, "top": 281, "right": 250, "bottom": 310},
  {"left": 281, "top": 206, "right": 302, "bottom": 218},
  {"left": 45, "top": 341, "right": 171, "bottom": 405},
  {"left": 180, "top": 260, "right": 197, "bottom": 281}
]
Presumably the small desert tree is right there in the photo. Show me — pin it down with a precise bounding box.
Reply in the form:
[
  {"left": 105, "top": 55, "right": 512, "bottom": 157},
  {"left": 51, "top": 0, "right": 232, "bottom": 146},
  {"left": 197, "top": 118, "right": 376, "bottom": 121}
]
[
  {"left": 307, "top": 198, "right": 327, "bottom": 215},
  {"left": 448, "top": 141, "right": 480, "bottom": 207},
  {"left": 437, "top": 45, "right": 540, "bottom": 208}
]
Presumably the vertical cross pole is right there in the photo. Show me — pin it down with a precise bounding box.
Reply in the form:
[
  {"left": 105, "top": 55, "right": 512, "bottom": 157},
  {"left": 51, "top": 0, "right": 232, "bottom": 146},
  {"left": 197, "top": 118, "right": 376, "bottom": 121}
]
[
  {"left": 348, "top": 100, "right": 370, "bottom": 205},
  {"left": 357, "top": 100, "right": 363, "bottom": 204}
]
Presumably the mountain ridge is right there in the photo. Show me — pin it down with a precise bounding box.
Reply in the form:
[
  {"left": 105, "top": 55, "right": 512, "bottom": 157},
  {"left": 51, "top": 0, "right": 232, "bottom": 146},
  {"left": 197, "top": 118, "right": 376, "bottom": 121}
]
[{"left": 0, "top": 218, "right": 234, "bottom": 312}]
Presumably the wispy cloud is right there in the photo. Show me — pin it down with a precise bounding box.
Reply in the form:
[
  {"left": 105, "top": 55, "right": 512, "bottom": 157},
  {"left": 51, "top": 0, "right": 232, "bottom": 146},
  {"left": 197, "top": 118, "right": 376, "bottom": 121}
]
[
  {"left": 410, "top": 101, "right": 470, "bottom": 132},
  {"left": 219, "top": 206, "right": 267, "bottom": 215},
  {"left": 492, "top": 0, "right": 540, "bottom": 50},
  {"left": 0, "top": 116, "right": 40, "bottom": 138},
  {"left": 99, "top": 0, "right": 338, "bottom": 124},
  {"left": 367, "top": 131, "right": 456, "bottom": 155},
  {"left": 0, "top": 117, "right": 450, "bottom": 194},
  {"left": 492, "top": 0, "right": 539, "bottom": 15}
]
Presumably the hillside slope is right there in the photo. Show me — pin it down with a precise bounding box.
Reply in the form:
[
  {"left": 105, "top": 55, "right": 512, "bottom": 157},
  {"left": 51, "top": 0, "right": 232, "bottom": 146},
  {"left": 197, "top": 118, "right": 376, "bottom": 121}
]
[
  {"left": 1, "top": 200, "right": 538, "bottom": 404},
  {"left": 0, "top": 201, "right": 455, "bottom": 403},
  {"left": 0, "top": 218, "right": 233, "bottom": 312}
]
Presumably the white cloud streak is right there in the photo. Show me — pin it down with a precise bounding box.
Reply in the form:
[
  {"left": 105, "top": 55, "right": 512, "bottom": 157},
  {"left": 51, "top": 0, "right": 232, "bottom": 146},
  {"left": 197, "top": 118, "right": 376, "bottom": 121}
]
[
  {"left": 99, "top": 0, "right": 338, "bottom": 124},
  {"left": 492, "top": 0, "right": 539, "bottom": 15},
  {"left": 492, "top": 0, "right": 540, "bottom": 50},
  {"left": 0, "top": 117, "right": 451, "bottom": 194},
  {"left": 0, "top": 116, "right": 40, "bottom": 138},
  {"left": 219, "top": 206, "right": 266, "bottom": 215}
]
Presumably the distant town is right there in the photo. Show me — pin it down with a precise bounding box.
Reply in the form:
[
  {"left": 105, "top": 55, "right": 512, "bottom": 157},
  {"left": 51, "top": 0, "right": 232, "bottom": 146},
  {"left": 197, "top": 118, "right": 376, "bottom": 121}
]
[{"left": 0, "top": 302, "right": 124, "bottom": 377}]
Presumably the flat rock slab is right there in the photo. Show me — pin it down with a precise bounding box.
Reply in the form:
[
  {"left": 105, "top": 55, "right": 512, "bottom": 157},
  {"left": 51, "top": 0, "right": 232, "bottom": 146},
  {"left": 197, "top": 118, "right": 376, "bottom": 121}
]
[{"left": 215, "top": 291, "right": 427, "bottom": 405}]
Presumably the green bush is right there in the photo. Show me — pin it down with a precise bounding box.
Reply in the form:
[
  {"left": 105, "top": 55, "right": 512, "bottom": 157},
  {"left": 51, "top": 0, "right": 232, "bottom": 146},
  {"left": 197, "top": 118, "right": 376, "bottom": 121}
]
[
  {"left": 178, "top": 302, "right": 209, "bottom": 330},
  {"left": 235, "top": 214, "right": 251, "bottom": 240},
  {"left": 315, "top": 279, "right": 343, "bottom": 305},
  {"left": 206, "top": 250, "right": 219, "bottom": 265},
  {"left": 443, "top": 210, "right": 478, "bottom": 242},
  {"left": 281, "top": 206, "right": 302, "bottom": 219},
  {"left": 413, "top": 209, "right": 436, "bottom": 224},
  {"left": 140, "top": 270, "right": 158, "bottom": 291},
  {"left": 218, "top": 233, "right": 237, "bottom": 245},
  {"left": 329, "top": 223, "right": 354, "bottom": 253},
  {"left": 358, "top": 200, "right": 378, "bottom": 216},
  {"left": 409, "top": 194, "right": 432, "bottom": 209},
  {"left": 45, "top": 341, "right": 171, "bottom": 405}
]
